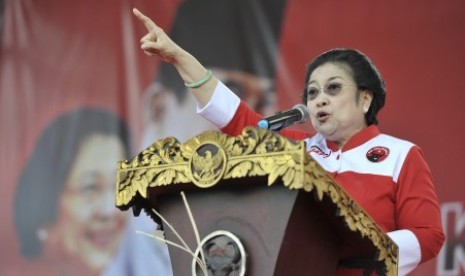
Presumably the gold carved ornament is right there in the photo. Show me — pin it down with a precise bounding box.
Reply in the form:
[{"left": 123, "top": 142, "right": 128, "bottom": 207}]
[{"left": 116, "top": 126, "right": 398, "bottom": 275}]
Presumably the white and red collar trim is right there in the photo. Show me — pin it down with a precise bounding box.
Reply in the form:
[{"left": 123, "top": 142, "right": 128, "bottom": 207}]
[{"left": 326, "top": 125, "right": 381, "bottom": 152}]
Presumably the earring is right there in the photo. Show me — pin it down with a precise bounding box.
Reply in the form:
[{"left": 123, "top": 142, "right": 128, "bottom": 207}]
[
  {"left": 37, "top": 228, "right": 48, "bottom": 242},
  {"left": 363, "top": 106, "right": 369, "bottom": 113}
]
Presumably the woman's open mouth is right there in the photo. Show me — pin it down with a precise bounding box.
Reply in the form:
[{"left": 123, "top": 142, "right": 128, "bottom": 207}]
[
  {"left": 85, "top": 227, "right": 120, "bottom": 250},
  {"left": 316, "top": 111, "right": 330, "bottom": 122}
]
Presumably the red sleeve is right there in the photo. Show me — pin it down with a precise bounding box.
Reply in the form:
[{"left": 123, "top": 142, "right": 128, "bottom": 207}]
[
  {"left": 395, "top": 146, "right": 445, "bottom": 262},
  {"left": 221, "top": 101, "right": 311, "bottom": 140}
]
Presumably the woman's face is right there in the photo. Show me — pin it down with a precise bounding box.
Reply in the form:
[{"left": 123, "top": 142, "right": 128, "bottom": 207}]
[
  {"left": 44, "top": 134, "right": 127, "bottom": 273},
  {"left": 306, "top": 62, "right": 372, "bottom": 148}
]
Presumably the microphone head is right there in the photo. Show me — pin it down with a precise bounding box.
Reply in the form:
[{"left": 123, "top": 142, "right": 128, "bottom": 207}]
[
  {"left": 257, "top": 120, "right": 269, "bottom": 129},
  {"left": 292, "top": 104, "right": 309, "bottom": 123}
]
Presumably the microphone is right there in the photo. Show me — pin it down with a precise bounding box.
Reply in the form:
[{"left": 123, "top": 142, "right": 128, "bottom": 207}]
[{"left": 257, "top": 104, "right": 309, "bottom": 131}]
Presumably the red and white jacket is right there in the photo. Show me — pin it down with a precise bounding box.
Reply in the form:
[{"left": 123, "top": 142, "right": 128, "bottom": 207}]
[{"left": 197, "top": 81, "right": 445, "bottom": 275}]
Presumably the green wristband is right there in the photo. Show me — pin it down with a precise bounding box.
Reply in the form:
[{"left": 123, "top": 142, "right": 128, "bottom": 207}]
[{"left": 184, "top": 70, "right": 213, "bottom": 88}]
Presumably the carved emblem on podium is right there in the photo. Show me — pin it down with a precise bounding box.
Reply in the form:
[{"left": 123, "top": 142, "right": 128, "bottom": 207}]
[
  {"left": 190, "top": 143, "right": 227, "bottom": 188},
  {"left": 192, "top": 230, "right": 246, "bottom": 276}
]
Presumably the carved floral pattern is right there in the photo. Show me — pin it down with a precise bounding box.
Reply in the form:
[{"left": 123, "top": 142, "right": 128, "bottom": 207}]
[{"left": 116, "top": 127, "right": 398, "bottom": 275}]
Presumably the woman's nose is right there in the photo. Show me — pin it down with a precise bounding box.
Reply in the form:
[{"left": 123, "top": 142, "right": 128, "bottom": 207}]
[
  {"left": 315, "top": 94, "right": 329, "bottom": 107},
  {"left": 96, "top": 187, "right": 118, "bottom": 217}
]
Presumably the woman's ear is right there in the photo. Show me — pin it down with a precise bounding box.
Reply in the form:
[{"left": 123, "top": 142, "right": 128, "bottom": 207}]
[{"left": 362, "top": 90, "right": 373, "bottom": 113}]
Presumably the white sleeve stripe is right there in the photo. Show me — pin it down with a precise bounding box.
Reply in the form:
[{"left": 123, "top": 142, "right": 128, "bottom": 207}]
[
  {"left": 387, "top": 229, "right": 422, "bottom": 276},
  {"left": 196, "top": 81, "right": 240, "bottom": 128}
]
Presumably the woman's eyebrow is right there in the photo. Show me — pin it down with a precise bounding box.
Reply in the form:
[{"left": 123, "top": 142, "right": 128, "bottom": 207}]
[{"left": 307, "top": 76, "right": 343, "bottom": 86}]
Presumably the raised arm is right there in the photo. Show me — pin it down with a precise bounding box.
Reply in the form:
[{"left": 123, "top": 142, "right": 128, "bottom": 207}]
[{"left": 133, "top": 8, "right": 218, "bottom": 107}]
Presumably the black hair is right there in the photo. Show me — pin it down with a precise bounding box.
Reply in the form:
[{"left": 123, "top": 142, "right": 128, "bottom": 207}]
[
  {"left": 13, "top": 107, "right": 131, "bottom": 258},
  {"left": 302, "top": 49, "right": 386, "bottom": 125}
]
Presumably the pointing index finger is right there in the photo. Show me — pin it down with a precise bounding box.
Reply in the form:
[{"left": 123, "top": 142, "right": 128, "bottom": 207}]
[{"left": 133, "top": 8, "right": 157, "bottom": 31}]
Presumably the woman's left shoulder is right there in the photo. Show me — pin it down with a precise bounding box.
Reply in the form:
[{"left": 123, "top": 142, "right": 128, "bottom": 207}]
[{"left": 373, "top": 133, "right": 417, "bottom": 150}]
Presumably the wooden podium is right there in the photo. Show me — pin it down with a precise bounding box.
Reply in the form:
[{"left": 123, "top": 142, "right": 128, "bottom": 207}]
[{"left": 116, "top": 127, "right": 398, "bottom": 275}]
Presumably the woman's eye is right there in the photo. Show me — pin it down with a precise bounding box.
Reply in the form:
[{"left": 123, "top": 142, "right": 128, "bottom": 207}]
[
  {"left": 307, "top": 88, "right": 318, "bottom": 96},
  {"left": 326, "top": 83, "right": 342, "bottom": 95},
  {"left": 78, "top": 183, "right": 98, "bottom": 194}
]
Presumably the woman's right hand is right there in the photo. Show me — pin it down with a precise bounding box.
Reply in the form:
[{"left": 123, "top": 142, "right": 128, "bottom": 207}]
[
  {"left": 133, "top": 8, "right": 186, "bottom": 64},
  {"left": 133, "top": 8, "right": 218, "bottom": 107}
]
